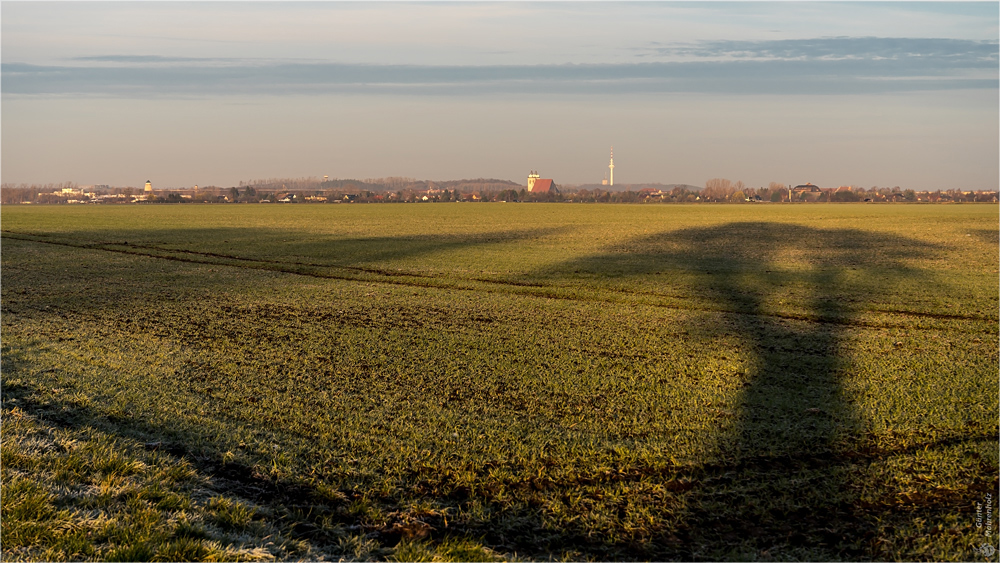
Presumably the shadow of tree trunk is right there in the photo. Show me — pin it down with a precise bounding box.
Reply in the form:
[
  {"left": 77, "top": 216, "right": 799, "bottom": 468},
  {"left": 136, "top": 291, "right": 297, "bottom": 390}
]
[
  {"left": 677, "top": 254, "right": 865, "bottom": 559},
  {"left": 550, "top": 221, "right": 944, "bottom": 559}
]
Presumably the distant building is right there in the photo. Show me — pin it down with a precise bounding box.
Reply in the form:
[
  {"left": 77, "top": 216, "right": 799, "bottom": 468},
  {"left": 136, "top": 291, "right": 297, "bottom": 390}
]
[
  {"left": 527, "top": 171, "right": 559, "bottom": 194},
  {"left": 792, "top": 183, "right": 824, "bottom": 202},
  {"left": 144, "top": 180, "right": 153, "bottom": 193}
]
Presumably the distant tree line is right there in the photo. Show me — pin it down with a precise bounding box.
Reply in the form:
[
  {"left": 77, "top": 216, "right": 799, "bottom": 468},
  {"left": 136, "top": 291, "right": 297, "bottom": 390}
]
[
  {"left": 1, "top": 182, "right": 80, "bottom": 204},
  {"left": 239, "top": 177, "right": 522, "bottom": 194},
  {"left": 3, "top": 178, "right": 996, "bottom": 205}
]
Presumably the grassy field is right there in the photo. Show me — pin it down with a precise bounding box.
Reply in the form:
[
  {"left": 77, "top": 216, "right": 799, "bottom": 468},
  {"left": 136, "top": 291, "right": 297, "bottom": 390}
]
[{"left": 2, "top": 203, "right": 997, "bottom": 561}]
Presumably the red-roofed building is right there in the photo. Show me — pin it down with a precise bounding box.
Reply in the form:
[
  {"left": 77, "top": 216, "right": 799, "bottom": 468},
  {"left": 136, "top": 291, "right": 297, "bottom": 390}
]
[
  {"left": 527, "top": 171, "right": 559, "bottom": 194},
  {"left": 531, "top": 179, "right": 557, "bottom": 193}
]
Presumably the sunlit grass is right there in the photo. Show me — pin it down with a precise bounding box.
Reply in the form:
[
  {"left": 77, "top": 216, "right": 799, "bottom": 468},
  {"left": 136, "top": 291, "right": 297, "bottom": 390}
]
[{"left": 2, "top": 203, "right": 996, "bottom": 560}]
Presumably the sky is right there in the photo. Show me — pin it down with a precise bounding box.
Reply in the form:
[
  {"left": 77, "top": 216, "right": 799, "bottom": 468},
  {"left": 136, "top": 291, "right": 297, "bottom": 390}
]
[{"left": 2, "top": 2, "right": 998, "bottom": 191}]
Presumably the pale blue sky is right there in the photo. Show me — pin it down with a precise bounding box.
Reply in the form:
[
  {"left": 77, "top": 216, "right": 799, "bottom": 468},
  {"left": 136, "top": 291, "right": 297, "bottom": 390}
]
[{"left": 2, "top": 2, "right": 997, "bottom": 190}]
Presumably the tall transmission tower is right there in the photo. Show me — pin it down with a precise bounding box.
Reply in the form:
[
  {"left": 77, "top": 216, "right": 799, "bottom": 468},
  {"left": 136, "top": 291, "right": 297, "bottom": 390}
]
[{"left": 608, "top": 147, "right": 615, "bottom": 187}]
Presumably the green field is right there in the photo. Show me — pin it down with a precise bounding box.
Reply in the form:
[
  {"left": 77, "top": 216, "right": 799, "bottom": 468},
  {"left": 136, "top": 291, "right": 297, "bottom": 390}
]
[{"left": 2, "top": 203, "right": 997, "bottom": 561}]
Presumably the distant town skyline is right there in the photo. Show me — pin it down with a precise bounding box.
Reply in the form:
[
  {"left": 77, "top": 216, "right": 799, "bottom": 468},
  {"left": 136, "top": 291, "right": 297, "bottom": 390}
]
[{"left": 2, "top": 2, "right": 997, "bottom": 191}]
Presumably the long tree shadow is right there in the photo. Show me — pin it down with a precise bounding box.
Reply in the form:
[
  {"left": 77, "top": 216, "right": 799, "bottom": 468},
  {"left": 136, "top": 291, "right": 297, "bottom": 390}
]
[
  {"left": 0, "top": 225, "right": 566, "bottom": 313},
  {"left": 551, "top": 221, "right": 943, "bottom": 559},
  {"left": 1, "top": 225, "right": 566, "bottom": 268}
]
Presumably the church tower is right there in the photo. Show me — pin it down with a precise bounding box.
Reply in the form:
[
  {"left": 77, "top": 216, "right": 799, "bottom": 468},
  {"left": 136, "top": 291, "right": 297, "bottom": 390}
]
[{"left": 527, "top": 170, "right": 540, "bottom": 191}]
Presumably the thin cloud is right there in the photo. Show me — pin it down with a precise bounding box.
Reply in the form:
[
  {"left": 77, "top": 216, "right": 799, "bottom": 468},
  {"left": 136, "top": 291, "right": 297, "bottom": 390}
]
[
  {"left": 72, "top": 55, "right": 220, "bottom": 64},
  {"left": 4, "top": 37, "right": 997, "bottom": 98},
  {"left": 646, "top": 37, "right": 999, "bottom": 62}
]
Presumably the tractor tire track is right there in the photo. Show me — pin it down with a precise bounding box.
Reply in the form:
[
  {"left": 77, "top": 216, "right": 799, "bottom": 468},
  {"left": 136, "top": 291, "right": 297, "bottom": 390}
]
[{"left": 3, "top": 231, "right": 994, "bottom": 333}]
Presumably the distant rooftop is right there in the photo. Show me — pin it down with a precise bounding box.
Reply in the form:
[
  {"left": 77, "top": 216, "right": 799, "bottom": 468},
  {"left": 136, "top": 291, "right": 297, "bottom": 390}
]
[{"left": 530, "top": 179, "right": 556, "bottom": 193}]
